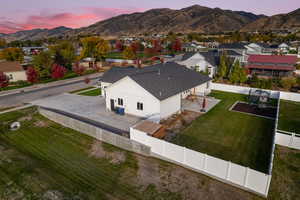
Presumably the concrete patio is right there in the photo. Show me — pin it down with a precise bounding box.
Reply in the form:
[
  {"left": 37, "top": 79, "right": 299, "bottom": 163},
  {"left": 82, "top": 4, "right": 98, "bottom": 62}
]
[
  {"left": 31, "top": 93, "right": 142, "bottom": 132},
  {"left": 181, "top": 96, "right": 220, "bottom": 113}
]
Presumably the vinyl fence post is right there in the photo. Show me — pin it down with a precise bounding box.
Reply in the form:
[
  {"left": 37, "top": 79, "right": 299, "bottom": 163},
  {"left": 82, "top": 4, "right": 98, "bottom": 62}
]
[
  {"left": 244, "top": 167, "right": 249, "bottom": 187},
  {"left": 226, "top": 161, "right": 231, "bottom": 180},
  {"left": 289, "top": 133, "right": 295, "bottom": 147},
  {"left": 183, "top": 147, "right": 186, "bottom": 164},
  {"left": 203, "top": 154, "right": 207, "bottom": 171}
]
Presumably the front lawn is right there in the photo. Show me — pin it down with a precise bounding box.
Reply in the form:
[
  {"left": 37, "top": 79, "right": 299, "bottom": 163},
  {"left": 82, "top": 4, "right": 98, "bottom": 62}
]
[
  {"left": 78, "top": 88, "right": 101, "bottom": 96},
  {"left": 171, "top": 90, "right": 275, "bottom": 173},
  {"left": 278, "top": 100, "right": 300, "bottom": 133}
]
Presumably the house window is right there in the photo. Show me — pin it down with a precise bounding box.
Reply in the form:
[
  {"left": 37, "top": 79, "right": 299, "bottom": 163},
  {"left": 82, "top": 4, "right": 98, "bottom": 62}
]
[
  {"left": 118, "top": 98, "right": 123, "bottom": 106},
  {"left": 9, "top": 74, "right": 13, "bottom": 80},
  {"left": 137, "top": 102, "right": 143, "bottom": 111}
]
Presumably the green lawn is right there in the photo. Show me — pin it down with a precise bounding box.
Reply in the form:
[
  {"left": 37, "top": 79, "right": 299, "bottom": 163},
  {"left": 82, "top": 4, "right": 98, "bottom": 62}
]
[
  {"left": 172, "top": 90, "right": 275, "bottom": 173},
  {"left": 0, "top": 108, "right": 180, "bottom": 200},
  {"left": 278, "top": 100, "right": 300, "bottom": 133},
  {"left": 69, "top": 86, "right": 95, "bottom": 94},
  {"left": 78, "top": 88, "right": 101, "bottom": 96},
  {"left": 0, "top": 107, "right": 299, "bottom": 200}
]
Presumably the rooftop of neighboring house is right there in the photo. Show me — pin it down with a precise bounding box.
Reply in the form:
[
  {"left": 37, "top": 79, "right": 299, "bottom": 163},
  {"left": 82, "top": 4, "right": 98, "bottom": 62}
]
[
  {"left": 218, "top": 42, "right": 248, "bottom": 50},
  {"left": 0, "top": 61, "right": 25, "bottom": 73},
  {"left": 181, "top": 51, "right": 219, "bottom": 66},
  {"left": 248, "top": 54, "right": 298, "bottom": 64},
  {"left": 99, "top": 62, "right": 211, "bottom": 101}
]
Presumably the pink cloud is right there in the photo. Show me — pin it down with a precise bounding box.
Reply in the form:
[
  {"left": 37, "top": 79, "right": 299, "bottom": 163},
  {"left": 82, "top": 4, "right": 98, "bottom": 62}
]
[{"left": 0, "top": 7, "right": 145, "bottom": 34}]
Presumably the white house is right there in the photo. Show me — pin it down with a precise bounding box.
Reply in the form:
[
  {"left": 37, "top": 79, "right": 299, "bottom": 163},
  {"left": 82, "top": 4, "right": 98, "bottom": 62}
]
[
  {"left": 98, "top": 62, "right": 212, "bottom": 122},
  {"left": 177, "top": 52, "right": 217, "bottom": 78},
  {"left": 0, "top": 61, "right": 27, "bottom": 82}
]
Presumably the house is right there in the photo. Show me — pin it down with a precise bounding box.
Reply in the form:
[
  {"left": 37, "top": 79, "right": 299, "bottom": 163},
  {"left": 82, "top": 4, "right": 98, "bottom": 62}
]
[
  {"left": 219, "top": 50, "right": 244, "bottom": 63},
  {"left": 0, "top": 61, "right": 27, "bottom": 82},
  {"left": 218, "top": 43, "right": 248, "bottom": 62},
  {"left": 245, "top": 43, "right": 275, "bottom": 55},
  {"left": 177, "top": 52, "right": 218, "bottom": 78},
  {"left": 98, "top": 62, "right": 212, "bottom": 121},
  {"left": 245, "top": 55, "right": 297, "bottom": 77},
  {"left": 182, "top": 42, "right": 207, "bottom": 52},
  {"left": 278, "top": 43, "right": 290, "bottom": 54}
]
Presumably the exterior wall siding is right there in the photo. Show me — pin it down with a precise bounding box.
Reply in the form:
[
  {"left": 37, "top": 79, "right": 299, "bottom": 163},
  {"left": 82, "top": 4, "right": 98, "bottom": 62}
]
[
  {"left": 5, "top": 71, "right": 27, "bottom": 82},
  {"left": 160, "top": 94, "right": 181, "bottom": 119}
]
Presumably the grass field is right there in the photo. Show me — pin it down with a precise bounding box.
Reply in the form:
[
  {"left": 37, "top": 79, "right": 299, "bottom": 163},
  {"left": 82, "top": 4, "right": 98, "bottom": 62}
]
[
  {"left": 172, "top": 91, "right": 275, "bottom": 173},
  {"left": 69, "top": 86, "right": 95, "bottom": 94},
  {"left": 0, "top": 107, "right": 299, "bottom": 200},
  {"left": 78, "top": 88, "right": 101, "bottom": 96},
  {"left": 278, "top": 100, "right": 300, "bottom": 133}
]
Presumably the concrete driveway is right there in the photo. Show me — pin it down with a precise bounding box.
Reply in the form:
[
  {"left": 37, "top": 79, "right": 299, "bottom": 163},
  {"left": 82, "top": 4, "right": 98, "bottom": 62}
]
[{"left": 31, "top": 93, "right": 142, "bottom": 132}]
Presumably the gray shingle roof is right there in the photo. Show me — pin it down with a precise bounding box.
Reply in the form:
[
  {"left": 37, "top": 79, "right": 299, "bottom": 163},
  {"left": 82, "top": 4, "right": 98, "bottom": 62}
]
[
  {"left": 181, "top": 52, "right": 218, "bottom": 67},
  {"left": 100, "top": 62, "right": 211, "bottom": 101},
  {"left": 219, "top": 43, "right": 247, "bottom": 50}
]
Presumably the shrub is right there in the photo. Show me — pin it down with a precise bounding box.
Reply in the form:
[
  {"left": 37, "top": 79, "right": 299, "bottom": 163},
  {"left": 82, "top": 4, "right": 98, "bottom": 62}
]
[{"left": 280, "top": 77, "right": 297, "bottom": 90}]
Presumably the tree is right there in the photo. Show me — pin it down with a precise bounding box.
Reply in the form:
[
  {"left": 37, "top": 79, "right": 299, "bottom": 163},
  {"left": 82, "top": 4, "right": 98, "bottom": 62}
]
[
  {"left": 115, "top": 40, "right": 124, "bottom": 52},
  {"left": 130, "top": 42, "right": 142, "bottom": 54},
  {"left": 217, "top": 53, "right": 228, "bottom": 80},
  {"left": 96, "top": 39, "right": 110, "bottom": 61},
  {"left": 171, "top": 39, "right": 182, "bottom": 52},
  {"left": 72, "top": 62, "right": 85, "bottom": 76},
  {"left": 229, "top": 61, "right": 241, "bottom": 84},
  {"left": 32, "top": 51, "right": 53, "bottom": 79},
  {"left": 26, "top": 67, "right": 39, "bottom": 83},
  {"left": 152, "top": 40, "right": 162, "bottom": 53},
  {"left": 1, "top": 47, "right": 24, "bottom": 62},
  {"left": 0, "top": 38, "right": 6, "bottom": 48},
  {"left": 50, "top": 41, "right": 76, "bottom": 69},
  {"left": 0, "top": 72, "right": 9, "bottom": 88},
  {"left": 122, "top": 46, "right": 136, "bottom": 60},
  {"left": 80, "top": 36, "right": 101, "bottom": 59},
  {"left": 51, "top": 64, "right": 67, "bottom": 79}
]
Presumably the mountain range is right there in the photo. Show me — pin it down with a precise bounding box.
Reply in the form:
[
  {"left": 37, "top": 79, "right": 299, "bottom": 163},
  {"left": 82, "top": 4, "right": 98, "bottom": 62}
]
[{"left": 1, "top": 5, "right": 300, "bottom": 41}]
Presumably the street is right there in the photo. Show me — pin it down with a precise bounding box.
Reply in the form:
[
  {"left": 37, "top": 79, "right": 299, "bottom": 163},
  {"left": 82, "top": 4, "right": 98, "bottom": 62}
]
[{"left": 0, "top": 75, "right": 101, "bottom": 108}]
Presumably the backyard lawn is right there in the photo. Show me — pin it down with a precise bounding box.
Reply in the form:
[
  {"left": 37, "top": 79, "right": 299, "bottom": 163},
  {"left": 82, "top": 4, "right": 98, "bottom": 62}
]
[
  {"left": 278, "top": 100, "right": 300, "bottom": 133},
  {"left": 0, "top": 107, "right": 298, "bottom": 200},
  {"left": 172, "top": 90, "right": 275, "bottom": 173},
  {"left": 78, "top": 88, "right": 102, "bottom": 96}
]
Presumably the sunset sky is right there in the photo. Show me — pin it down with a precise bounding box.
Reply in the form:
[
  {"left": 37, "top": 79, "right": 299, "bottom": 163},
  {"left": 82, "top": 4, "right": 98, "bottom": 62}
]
[{"left": 1, "top": 0, "right": 299, "bottom": 34}]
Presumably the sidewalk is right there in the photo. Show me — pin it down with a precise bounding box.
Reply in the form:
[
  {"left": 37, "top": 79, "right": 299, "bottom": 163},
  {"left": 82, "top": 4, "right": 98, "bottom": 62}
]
[{"left": 0, "top": 72, "right": 102, "bottom": 97}]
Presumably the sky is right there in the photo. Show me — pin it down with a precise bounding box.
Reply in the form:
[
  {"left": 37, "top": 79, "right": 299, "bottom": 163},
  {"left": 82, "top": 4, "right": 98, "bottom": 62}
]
[{"left": 0, "top": 0, "right": 299, "bottom": 34}]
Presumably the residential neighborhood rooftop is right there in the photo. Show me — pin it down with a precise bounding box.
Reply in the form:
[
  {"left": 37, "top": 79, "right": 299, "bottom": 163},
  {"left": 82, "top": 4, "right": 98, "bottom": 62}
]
[
  {"left": 0, "top": 61, "right": 24, "bottom": 72},
  {"left": 100, "top": 62, "right": 212, "bottom": 100}
]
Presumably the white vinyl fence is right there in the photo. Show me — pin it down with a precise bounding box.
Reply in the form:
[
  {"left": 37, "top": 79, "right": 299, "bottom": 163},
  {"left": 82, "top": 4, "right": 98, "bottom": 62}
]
[
  {"left": 130, "top": 128, "right": 271, "bottom": 197},
  {"left": 275, "top": 130, "right": 300, "bottom": 150},
  {"left": 105, "top": 58, "right": 134, "bottom": 64}
]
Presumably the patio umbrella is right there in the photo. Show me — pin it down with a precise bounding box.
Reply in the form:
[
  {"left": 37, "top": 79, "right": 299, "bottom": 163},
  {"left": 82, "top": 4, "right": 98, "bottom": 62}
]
[{"left": 202, "top": 97, "right": 207, "bottom": 109}]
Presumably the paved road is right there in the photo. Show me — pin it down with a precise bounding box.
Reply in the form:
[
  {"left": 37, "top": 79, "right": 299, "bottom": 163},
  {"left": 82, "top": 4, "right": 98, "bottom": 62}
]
[{"left": 0, "top": 76, "right": 101, "bottom": 108}]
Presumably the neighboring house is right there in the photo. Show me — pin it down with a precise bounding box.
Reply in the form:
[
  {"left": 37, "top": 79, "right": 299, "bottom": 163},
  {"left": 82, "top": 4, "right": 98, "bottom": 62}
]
[
  {"left": 0, "top": 61, "right": 27, "bottom": 82},
  {"left": 218, "top": 43, "right": 248, "bottom": 62},
  {"left": 177, "top": 52, "right": 218, "bottom": 78},
  {"left": 219, "top": 50, "right": 244, "bottom": 63},
  {"left": 245, "top": 55, "right": 297, "bottom": 77},
  {"left": 182, "top": 42, "right": 207, "bottom": 52},
  {"left": 278, "top": 43, "right": 290, "bottom": 54},
  {"left": 98, "top": 62, "right": 211, "bottom": 121},
  {"left": 245, "top": 43, "right": 275, "bottom": 55}
]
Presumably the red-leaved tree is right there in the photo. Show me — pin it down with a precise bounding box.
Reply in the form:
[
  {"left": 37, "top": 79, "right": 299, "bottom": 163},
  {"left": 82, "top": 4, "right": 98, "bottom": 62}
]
[
  {"left": 26, "top": 67, "right": 39, "bottom": 83},
  {"left": 152, "top": 40, "right": 162, "bottom": 53},
  {"left": 172, "top": 39, "right": 182, "bottom": 52},
  {"left": 51, "top": 64, "right": 67, "bottom": 79},
  {"left": 130, "top": 42, "right": 141, "bottom": 54},
  {"left": 115, "top": 40, "right": 123, "bottom": 52},
  {"left": 72, "top": 62, "right": 86, "bottom": 76},
  {"left": 0, "top": 72, "right": 9, "bottom": 88},
  {"left": 84, "top": 77, "right": 91, "bottom": 84}
]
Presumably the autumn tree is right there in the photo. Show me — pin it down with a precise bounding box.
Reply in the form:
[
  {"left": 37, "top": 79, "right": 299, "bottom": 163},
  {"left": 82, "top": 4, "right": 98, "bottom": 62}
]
[
  {"left": 32, "top": 51, "right": 53, "bottom": 79},
  {"left": 80, "top": 36, "right": 101, "bottom": 59},
  {"left": 280, "top": 77, "right": 297, "bottom": 90},
  {"left": 152, "top": 40, "right": 162, "bottom": 53},
  {"left": 123, "top": 46, "right": 136, "bottom": 60},
  {"left": 50, "top": 41, "right": 76, "bottom": 69},
  {"left": 96, "top": 39, "right": 110, "bottom": 61},
  {"left": 172, "top": 39, "right": 182, "bottom": 52},
  {"left": 130, "top": 42, "right": 142, "bottom": 54},
  {"left": 0, "top": 38, "right": 6, "bottom": 48},
  {"left": 51, "top": 64, "right": 67, "bottom": 79},
  {"left": 115, "top": 40, "right": 124, "bottom": 52},
  {"left": 0, "top": 72, "right": 9, "bottom": 88},
  {"left": 72, "top": 62, "right": 85, "bottom": 76},
  {"left": 26, "top": 67, "right": 39, "bottom": 83},
  {"left": 1, "top": 47, "right": 24, "bottom": 62}
]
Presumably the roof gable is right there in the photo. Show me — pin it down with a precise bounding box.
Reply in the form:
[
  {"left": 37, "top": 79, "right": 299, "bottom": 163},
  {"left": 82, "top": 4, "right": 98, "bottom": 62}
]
[{"left": 0, "top": 61, "right": 24, "bottom": 72}]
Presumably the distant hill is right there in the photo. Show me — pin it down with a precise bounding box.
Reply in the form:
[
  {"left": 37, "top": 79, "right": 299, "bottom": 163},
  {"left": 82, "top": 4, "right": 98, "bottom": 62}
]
[
  {"left": 69, "top": 5, "right": 264, "bottom": 36},
  {"left": 2, "top": 26, "right": 72, "bottom": 42},
  {"left": 1, "top": 5, "right": 300, "bottom": 42},
  {"left": 241, "top": 8, "right": 300, "bottom": 32}
]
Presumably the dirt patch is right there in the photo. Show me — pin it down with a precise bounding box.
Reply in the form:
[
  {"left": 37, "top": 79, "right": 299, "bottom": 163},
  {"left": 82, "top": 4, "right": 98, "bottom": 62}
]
[
  {"left": 231, "top": 102, "right": 276, "bottom": 119},
  {"left": 18, "top": 115, "right": 33, "bottom": 122},
  {"left": 34, "top": 120, "right": 49, "bottom": 127},
  {"left": 89, "top": 140, "right": 126, "bottom": 165},
  {"left": 43, "top": 190, "right": 64, "bottom": 200},
  {"left": 162, "top": 111, "right": 201, "bottom": 141},
  {"left": 121, "top": 154, "right": 256, "bottom": 200}
]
